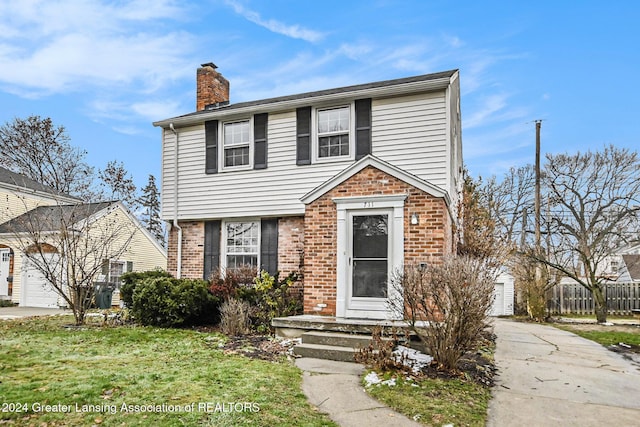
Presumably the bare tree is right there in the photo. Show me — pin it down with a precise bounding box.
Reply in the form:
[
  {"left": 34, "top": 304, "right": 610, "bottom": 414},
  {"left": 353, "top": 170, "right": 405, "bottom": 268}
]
[
  {"left": 0, "top": 201, "right": 137, "bottom": 325},
  {"left": 457, "top": 170, "right": 509, "bottom": 264},
  {"left": 536, "top": 145, "right": 640, "bottom": 323},
  {"left": 0, "top": 116, "right": 95, "bottom": 199},
  {"left": 98, "top": 160, "right": 138, "bottom": 209}
]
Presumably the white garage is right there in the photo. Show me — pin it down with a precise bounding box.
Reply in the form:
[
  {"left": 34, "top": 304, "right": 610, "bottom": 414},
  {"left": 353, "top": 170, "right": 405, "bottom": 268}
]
[
  {"left": 21, "top": 254, "right": 61, "bottom": 308},
  {"left": 490, "top": 272, "right": 515, "bottom": 316}
]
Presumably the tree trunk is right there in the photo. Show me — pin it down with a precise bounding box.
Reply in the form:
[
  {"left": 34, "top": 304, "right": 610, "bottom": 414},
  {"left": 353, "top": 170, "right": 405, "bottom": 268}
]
[{"left": 592, "top": 286, "right": 607, "bottom": 323}]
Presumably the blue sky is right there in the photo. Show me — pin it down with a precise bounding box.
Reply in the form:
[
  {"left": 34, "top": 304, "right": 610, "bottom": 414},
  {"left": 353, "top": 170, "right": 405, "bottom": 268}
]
[{"left": 1, "top": 0, "right": 638, "bottom": 190}]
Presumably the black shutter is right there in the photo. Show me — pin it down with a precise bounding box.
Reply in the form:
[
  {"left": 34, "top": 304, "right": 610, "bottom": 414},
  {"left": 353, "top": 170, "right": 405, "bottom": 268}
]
[
  {"left": 260, "top": 218, "right": 278, "bottom": 275},
  {"left": 254, "top": 113, "right": 268, "bottom": 169},
  {"left": 205, "top": 120, "right": 218, "bottom": 174},
  {"left": 204, "top": 220, "right": 221, "bottom": 280},
  {"left": 355, "top": 98, "right": 372, "bottom": 160},
  {"left": 296, "top": 107, "right": 311, "bottom": 165},
  {"left": 101, "top": 259, "right": 109, "bottom": 275}
]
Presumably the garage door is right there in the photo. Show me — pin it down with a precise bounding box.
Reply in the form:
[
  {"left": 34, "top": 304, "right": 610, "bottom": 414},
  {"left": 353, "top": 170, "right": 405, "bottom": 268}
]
[
  {"left": 22, "top": 255, "right": 60, "bottom": 308},
  {"left": 490, "top": 283, "right": 505, "bottom": 316}
]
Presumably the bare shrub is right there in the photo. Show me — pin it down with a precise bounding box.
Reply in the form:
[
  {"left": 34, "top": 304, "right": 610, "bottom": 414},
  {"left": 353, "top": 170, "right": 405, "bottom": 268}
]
[
  {"left": 354, "top": 326, "right": 407, "bottom": 372},
  {"left": 219, "top": 298, "right": 252, "bottom": 336},
  {"left": 389, "top": 256, "right": 496, "bottom": 372}
]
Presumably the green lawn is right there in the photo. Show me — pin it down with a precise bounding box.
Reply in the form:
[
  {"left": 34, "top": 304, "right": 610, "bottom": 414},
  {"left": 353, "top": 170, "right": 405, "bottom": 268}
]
[
  {"left": 0, "top": 316, "right": 335, "bottom": 426},
  {"left": 553, "top": 323, "right": 640, "bottom": 347},
  {"left": 363, "top": 372, "right": 491, "bottom": 426}
]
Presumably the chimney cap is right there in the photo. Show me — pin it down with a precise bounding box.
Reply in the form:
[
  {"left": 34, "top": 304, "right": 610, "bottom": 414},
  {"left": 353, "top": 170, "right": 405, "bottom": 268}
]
[{"left": 200, "top": 62, "right": 217, "bottom": 69}]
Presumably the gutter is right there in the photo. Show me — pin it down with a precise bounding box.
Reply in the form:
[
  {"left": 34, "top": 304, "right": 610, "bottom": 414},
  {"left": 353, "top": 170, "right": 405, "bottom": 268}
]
[{"left": 169, "top": 123, "right": 182, "bottom": 278}]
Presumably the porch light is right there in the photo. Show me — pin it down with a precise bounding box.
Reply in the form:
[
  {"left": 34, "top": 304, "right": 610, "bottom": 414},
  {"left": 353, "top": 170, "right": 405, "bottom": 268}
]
[{"left": 411, "top": 213, "right": 419, "bottom": 225}]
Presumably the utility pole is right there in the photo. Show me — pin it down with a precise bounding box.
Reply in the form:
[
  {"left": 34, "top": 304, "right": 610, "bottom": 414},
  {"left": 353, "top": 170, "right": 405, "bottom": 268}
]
[{"left": 534, "top": 120, "right": 542, "bottom": 253}]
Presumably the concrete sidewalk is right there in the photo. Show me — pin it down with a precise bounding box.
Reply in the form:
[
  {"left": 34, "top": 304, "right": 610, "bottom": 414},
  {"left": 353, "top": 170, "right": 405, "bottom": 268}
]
[
  {"left": 295, "top": 358, "right": 421, "bottom": 427},
  {"left": 488, "top": 318, "right": 640, "bottom": 427},
  {"left": 0, "top": 306, "right": 71, "bottom": 320}
]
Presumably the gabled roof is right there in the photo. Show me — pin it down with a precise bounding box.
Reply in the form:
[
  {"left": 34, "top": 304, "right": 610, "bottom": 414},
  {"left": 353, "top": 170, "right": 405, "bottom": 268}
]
[
  {"left": 0, "top": 166, "right": 80, "bottom": 202},
  {"left": 0, "top": 201, "right": 116, "bottom": 234},
  {"left": 300, "top": 155, "right": 449, "bottom": 205},
  {"left": 621, "top": 254, "right": 640, "bottom": 281},
  {"left": 153, "top": 69, "right": 458, "bottom": 127}
]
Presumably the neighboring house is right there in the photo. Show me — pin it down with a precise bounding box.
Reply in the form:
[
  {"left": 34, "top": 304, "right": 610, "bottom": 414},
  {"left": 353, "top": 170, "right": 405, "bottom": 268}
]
[
  {"left": 602, "top": 242, "right": 640, "bottom": 283},
  {"left": 153, "top": 63, "right": 463, "bottom": 320},
  {"left": 0, "top": 166, "right": 80, "bottom": 302},
  {"left": 0, "top": 168, "right": 167, "bottom": 307}
]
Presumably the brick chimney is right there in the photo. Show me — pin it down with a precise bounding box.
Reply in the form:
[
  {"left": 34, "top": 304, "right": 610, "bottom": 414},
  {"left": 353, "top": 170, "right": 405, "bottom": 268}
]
[{"left": 196, "top": 63, "right": 230, "bottom": 111}]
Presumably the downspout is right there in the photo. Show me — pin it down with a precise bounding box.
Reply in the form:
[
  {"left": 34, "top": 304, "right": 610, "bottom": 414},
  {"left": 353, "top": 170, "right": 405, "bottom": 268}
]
[{"left": 169, "top": 123, "right": 182, "bottom": 278}]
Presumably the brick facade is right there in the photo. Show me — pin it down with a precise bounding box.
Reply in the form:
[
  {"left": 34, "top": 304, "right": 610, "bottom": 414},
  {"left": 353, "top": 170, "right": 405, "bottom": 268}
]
[
  {"left": 303, "top": 165, "right": 453, "bottom": 316},
  {"left": 167, "top": 217, "right": 305, "bottom": 281},
  {"left": 167, "top": 221, "right": 205, "bottom": 279}
]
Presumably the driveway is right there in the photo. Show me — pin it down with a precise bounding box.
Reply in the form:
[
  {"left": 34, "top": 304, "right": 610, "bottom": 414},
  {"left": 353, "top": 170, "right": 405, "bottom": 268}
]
[
  {"left": 0, "top": 306, "right": 71, "bottom": 320},
  {"left": 488, "top": 318, "right": 640, "bottom": 427}
]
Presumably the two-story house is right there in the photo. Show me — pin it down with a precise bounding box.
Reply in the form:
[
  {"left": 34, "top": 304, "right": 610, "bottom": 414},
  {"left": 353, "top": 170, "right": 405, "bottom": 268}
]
[{"left": 154, "top": 63, "right": 463, "bottom": 321}]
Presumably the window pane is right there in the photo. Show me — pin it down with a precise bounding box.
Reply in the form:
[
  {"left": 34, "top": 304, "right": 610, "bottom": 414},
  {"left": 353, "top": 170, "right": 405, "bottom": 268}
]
[
  {"left": 225, "top": 222, "right": 259, "bottom": 269},
  {"left": 353, "top": 215, "right": 388, "bottom": 259},
  {"left": 224, "top": 121, "right": 250, "bottom": 146},
  {"left": 318, "top": 107, "right": 349, "bottom": 134},
  {"left": 225, "top": 146, "right": 249, "bottom": 167},
  {"left": 352, "top": 260, "right": 388, "bottom": 298},
  {"left": 318, "top": 134, "right": 349, "bottom": 158},
  {"left": 227, "top": 255, "right": 258, "bottom": 269}
]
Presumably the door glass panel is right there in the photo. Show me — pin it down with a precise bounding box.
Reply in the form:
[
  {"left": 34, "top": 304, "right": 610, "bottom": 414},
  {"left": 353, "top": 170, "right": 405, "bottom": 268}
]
[{"left": 352, "top": 215, "right": 388, "bottom": 298}]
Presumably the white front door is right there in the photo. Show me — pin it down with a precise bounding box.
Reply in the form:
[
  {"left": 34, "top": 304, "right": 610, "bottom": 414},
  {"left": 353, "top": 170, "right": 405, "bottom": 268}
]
[
  {"left": 0, "top": 249, "right": 10, "bottom": 296},
  {"left": 335, "top": 195, "right": 406, "bottom": 320},
  {"left": 346, "top": 210, "right": 392, "bottom": 319}
]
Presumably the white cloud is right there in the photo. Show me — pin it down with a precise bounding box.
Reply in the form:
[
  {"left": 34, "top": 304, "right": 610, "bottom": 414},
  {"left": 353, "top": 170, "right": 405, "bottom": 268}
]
[
  {"left": 0, "top": 0, "right": 196, "bottom": 125},
  {"left": 225, "top": 0, "right": 324, "bottom": 42}
]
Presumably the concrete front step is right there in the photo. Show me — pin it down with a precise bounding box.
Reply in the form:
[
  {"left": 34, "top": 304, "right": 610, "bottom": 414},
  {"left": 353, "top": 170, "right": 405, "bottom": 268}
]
[
  {"left": 293, "top": 343, "right": 359, "bottom": 363},
  {"left": 293, "top": 330, "right": 396, "bottom": 362},
  {"left": 302, "top": 331, "right": 383, "bottom": 348}
]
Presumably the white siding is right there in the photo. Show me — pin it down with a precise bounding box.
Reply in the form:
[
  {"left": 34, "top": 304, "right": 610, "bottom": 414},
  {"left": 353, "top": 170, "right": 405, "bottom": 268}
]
[
  {"left": 162, "top": 90, "right": 453, "bottom": 221},
  {"left": 371, "top": 92, "right": 448, "bottom": 189}
]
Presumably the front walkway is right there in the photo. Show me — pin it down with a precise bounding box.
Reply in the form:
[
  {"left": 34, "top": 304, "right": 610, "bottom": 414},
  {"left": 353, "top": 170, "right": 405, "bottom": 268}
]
[
  {"left": 295, "top": 358, "right": 421, "bottom": 427},
  {"left": 488, "top": 318, "right": 640, "bottom": 427}
]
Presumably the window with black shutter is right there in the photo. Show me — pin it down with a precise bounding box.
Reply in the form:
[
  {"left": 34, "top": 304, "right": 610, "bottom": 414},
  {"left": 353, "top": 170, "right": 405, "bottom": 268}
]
[
  {"left": 260, "top": 218, "right": 278, "bottom": 275},
  {"left": 355, "top": 98, "right": 372, "bottom": 159},
  {"left": 205, "top": 120, "right": 219, "bottom": 174},
  {"left": 204, "top": 220, "right": 221, "bottom": 280},
  {"left": 296, "top": 107, "right": 311, "bottom": 165},
  {"left": 254, "top": 113, "right": 268, "bottom": 169}
]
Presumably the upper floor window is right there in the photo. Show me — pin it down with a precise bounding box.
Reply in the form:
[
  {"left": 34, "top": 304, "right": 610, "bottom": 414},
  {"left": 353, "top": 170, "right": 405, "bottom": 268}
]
[
  {"left": 223, "top": 120, "right": 250, "bottom": 168},
  {"left": 317, "top": 106, "right": 350, "bottom": 158}
]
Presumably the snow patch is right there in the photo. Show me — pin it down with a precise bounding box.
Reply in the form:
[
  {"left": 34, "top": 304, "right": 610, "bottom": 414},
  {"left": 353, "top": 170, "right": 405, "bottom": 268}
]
[{"left": 393, "top": 345, "right": 433, "bottom": 374}]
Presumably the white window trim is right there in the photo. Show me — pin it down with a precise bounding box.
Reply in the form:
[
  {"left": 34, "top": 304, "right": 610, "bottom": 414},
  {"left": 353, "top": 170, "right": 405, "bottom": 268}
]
[
  {"left": 312, "top": 103, "right": 355, "bottom": 164},
  {"left": 106, "top": 259, "right": 127, "bottom": 290},
  {"left": 221, "top": 219, "right": 261, "bottom": 270},
  {"left": 219, "top": 118, "right": 254, "bottom": 172}
]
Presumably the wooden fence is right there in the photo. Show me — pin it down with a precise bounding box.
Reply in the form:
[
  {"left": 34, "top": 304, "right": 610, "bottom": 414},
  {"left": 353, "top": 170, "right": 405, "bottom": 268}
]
[{"left": 548, "top": 282, "right": 640, "bottom": 315}]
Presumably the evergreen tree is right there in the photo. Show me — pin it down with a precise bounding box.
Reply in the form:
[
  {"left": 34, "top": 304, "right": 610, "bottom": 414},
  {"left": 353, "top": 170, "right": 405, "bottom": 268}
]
[{"left": 139, "top": 175, "right": 164, "bottom": 246}]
